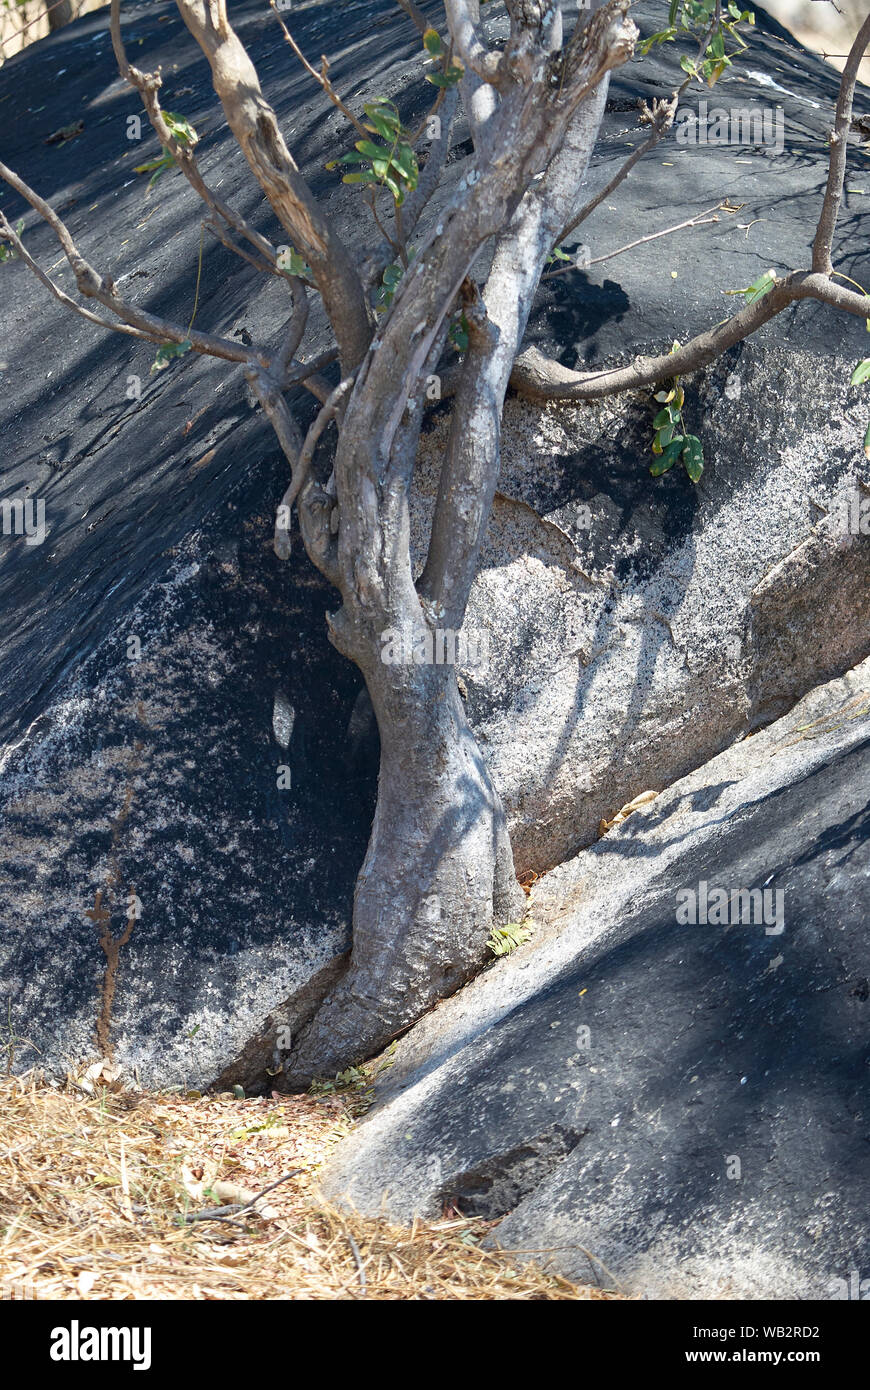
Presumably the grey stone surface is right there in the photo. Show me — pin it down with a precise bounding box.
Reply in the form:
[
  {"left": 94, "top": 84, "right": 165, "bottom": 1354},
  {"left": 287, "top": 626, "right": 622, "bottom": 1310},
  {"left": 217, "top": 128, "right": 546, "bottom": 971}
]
[
  {"left": 416, "top": 357, "right": 870, "bottom": 876},
  {"left": 321, "top": 658, "right": 870, "bottom": 1299}
]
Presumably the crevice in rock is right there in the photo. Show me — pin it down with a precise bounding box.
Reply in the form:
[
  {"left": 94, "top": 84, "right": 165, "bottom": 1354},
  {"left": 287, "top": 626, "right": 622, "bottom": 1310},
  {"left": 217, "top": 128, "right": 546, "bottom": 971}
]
[
  {"left": 438, "top": 1124, "right": 587, "bottom": 1219},
  {"left": 213, "top": 951, "right": 350, "bottom": 1093}
]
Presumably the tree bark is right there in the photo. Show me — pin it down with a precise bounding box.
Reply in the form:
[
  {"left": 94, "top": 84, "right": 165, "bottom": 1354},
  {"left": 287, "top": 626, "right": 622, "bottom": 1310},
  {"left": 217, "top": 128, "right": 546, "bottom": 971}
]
[
  {"left": 48, "top": 1, "right": 75, "bottom": 32},
  {"left": 285, "top": 654, "right": 522, "bottom": 1085}
]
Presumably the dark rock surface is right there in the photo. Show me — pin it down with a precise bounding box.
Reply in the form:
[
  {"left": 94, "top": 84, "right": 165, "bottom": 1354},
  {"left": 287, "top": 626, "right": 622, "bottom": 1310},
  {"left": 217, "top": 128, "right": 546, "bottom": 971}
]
[
  {"left": 0, "top": 1, "right": 868, "bottom": 1086},
  {"left": 321, "top": 659, "right": 870, "bottom": 1299}
]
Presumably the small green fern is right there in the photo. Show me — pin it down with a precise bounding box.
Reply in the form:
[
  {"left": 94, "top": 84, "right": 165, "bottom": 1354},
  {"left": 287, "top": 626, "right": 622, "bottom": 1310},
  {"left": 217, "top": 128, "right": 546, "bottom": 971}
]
[{"left": 486, "top": 921, "right": 533, "bottom": 958}]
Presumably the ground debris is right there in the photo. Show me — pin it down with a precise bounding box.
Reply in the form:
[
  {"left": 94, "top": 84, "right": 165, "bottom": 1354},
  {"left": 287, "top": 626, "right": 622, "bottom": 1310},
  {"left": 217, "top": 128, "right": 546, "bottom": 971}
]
[{"left": 0, "top": 1074, "right": 621, "bottom": 1301}]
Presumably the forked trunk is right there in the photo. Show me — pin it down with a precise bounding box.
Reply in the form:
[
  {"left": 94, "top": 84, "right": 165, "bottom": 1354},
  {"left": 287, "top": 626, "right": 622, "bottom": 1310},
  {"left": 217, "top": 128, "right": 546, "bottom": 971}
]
[{"left": 285, "top": 657, "right": 522, "bottom": 1085}]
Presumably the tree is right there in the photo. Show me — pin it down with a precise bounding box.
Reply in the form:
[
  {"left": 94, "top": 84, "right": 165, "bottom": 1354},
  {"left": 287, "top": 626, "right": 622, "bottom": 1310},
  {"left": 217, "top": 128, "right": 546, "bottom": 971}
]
[{"left": 1, "top": 0, "right": 868, "bottom": 1084}]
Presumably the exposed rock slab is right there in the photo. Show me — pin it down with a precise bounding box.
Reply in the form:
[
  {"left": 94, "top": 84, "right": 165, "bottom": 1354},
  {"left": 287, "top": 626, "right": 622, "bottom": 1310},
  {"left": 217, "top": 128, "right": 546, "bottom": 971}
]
[{"left": 321, "top": 658, "right": 870, "bottom": 1299}]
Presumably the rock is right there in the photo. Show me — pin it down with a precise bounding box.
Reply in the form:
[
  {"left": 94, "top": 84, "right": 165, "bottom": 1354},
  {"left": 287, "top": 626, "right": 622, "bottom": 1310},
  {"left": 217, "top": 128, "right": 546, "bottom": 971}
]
[
  {"left": 321, "top": 656, "right": 870, "bottom": 1299},
  {"left": 1, "top": 1, "right": 868, "bottom": 1087},
  {"left": 417, "top": 352, "right": 870, "bottom": 878}
]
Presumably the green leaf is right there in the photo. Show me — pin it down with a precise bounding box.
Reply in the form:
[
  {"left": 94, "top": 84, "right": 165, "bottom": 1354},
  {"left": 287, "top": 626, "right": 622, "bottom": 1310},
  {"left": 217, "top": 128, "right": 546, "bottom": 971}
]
[
  {"left": 656, "top": 424, "right": 675, "bottom": 447},
  {"left": 680, "top": 54, "right": 696, "bottom": 74},
  {"left": 668, "top": 0, "right": 680, "bottom": 23},
  {"left": 161, "top": 110, "right": 198, "bottom": 147},
  {"left": 640, "top": 30, "right": 677, "bottom": 54},
  {"left": 449, "top": 312, "right": 469, "bottom": 353},
  {"left": 375, "top": 259, "right": 405, "bottom": 312},
  {"left": 850, "top": 358, "right": 870, "bottom": 387},
  {"left": 650, "top": 437, "right": 686, "bottom": 476},
  {"left": 705, "top": 57, "right": 729, "bottom": 86},
  {"left": 151, "top": 339, "right": 192, "bottom": 374},
  {"left": 364, "top": 101, "right": 402, "bottom": 140},
  {"left": 653, "top": 407, "right": 673, "bottom": 429},
  {"left": 743, "top": 268, "right": 776, "bottom": 304},
  {"left": 426, "top": 65, "right": 463, "bottom": 87},
  {"left": 864, "top": 420, "right": 870, "bottom": 459},
  {"left": 277, "top": 246, "right": 310, "bottom": 278},
  {"left": 342, "top": 170, "right": 378, "bottom": 185},
  {"left": 355, "top": 139, "right": 390, "bottom": 161},
  {"left": 681, "top": 434, "right": 705, "bottom": 482},
  {"left": 391, "top": 143, "right": 418, "bottom": 185},
  {"left": 422, "top": 26, "right": 444, "bottom": 57},
  {"left": 383, "top": 172, "right": 404, "bottom": 203}
]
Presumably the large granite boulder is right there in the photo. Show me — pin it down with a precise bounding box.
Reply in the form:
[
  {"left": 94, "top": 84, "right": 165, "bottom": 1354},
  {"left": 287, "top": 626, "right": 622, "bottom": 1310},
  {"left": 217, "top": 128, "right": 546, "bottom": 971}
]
[
  {"left": 0, "top": 0, "right": 867, "bottom": 1086},
  {"left": 321, "top": 657, "right": 870, "bottom": 1300}
]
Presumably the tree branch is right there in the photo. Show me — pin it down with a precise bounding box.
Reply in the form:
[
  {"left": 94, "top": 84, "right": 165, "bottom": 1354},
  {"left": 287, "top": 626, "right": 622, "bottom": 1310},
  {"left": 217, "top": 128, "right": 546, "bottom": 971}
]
[
  {"left": 0, "top": 211, "right": 159, "bottom": 343},
  {"left": 271, "top": 6, "right": 370, "bottom": 141},
  {"left": 175, "top": 0, "right": 372, "bottom": 371},
  {"left": 510, "top": 272, "right": 870, "bottom": 403},
  {"left": 111, "top": 0, "right": 279, "bottom": 273},
  {"left": 444, "top": 0, "right": 503, "bottom": 83},
  {"left": 545, "top": 203, "right": 723, "bottom": 275},
  {"left": 0, "top": 160, "right": 262, "bottom": 366},
  {"left": 395, "top": 0, "right": 428, "bottom": 34},
  {"left": 419, "top": 68, "right": 614, "bottom": 625},
  {"left": 812, "top": 10, "right": 870, "bottom": 274},
  {"left": 557, "top": 95, "right": 677, "bottom": 245}
]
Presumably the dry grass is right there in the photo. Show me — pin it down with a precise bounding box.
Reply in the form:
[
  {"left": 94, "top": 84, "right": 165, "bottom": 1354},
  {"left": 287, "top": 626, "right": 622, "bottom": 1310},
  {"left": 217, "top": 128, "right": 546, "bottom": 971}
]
[{"left": 0, "top": 1070, "right": 622, "bottom": 1301}]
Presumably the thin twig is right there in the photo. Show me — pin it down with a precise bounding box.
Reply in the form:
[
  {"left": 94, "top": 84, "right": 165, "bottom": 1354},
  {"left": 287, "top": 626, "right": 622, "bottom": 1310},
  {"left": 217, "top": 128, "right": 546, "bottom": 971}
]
[
  {"left": 110, "top": 0, "right": 279, "bottom": 273},
  {"left": 812, "top": 11, "right": 870, "bottom": 273},
  {"left": 558, "top": 96, "right": 677, "bottom": 244},
  {"left": 271, "top": 5, "right": 369, "bottom": 140},
  {"left": 545, "top": 204, "right": 723, "bottom": 276},
  {"left": 346, "top": 1232, "right": 367, "bottom": 1292},
  {"left": 0, "top": 160, "right": 263, "bottom": 367},
  {"left": 182, "top": 1170, "right": 304, "bottom": 1224}
]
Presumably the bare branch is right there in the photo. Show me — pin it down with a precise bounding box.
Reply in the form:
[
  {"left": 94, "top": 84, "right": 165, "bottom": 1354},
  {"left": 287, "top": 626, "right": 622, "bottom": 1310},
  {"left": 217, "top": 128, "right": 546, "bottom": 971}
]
[
  {"left": 812, "top": 10, "right": 870, "bottom": 274},
  {"left": 0, "top": 160, "right": 261, "bottom": 366},
  {"left": 419, "top": 69, "right": 614, "bottom": 625},
  {"left": 444, "top": 0, "right": 503, "bottom": 83},
  {"left": 110, "top": 0, "right": 279, "bottom": 273},
  {"left": 557, "top": 95, "right": 677, "bottom": 244},
  {"left": 271, "top": 6, "right": 370, "bottom": 141},
  {"left": 0, "top": 212, "right": 158, "bottom": 343},
  {"left": 545, "top": 203, "right": 723, "bottom": 276},
  {"left": 246, "top": 368, "right": 327, "bottom": 577},
  {"left": 275, "top": 276, "right": 309, "bottom": 381},
  {"left": 417, "top": 280, "right": 500, "bottom": 622},
  {"left": 395, "top": 0, "right": 428, "bottom": 34},
  {"left": 203, "top": 216, "right": 275, "bottom": 275},
  {"left": 175, "top": 0, "right": 371, "bottom": 371},
  {"left": 282, "top": 349, "right": 339, "bottom": 402},
  {"left": 510, "top": 272, "right": 870, "bottom": 403},
  {"left": 262, "top": 372, "right": 355, "bottom": 560}
]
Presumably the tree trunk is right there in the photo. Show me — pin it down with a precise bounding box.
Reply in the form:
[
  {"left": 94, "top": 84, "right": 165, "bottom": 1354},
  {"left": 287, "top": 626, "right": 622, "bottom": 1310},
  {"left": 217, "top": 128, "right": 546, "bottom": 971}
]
[
  {"left": 285, "top": 655, "right": 522, "bottom": 1085},
  {"left": 47, "top": 0, "right": 74, "bottom": 32}
]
